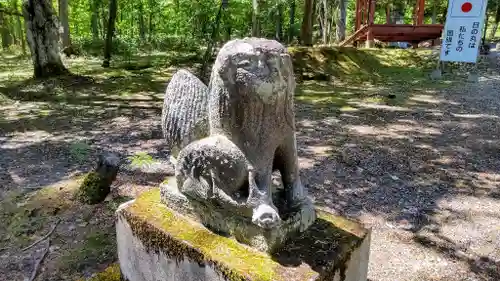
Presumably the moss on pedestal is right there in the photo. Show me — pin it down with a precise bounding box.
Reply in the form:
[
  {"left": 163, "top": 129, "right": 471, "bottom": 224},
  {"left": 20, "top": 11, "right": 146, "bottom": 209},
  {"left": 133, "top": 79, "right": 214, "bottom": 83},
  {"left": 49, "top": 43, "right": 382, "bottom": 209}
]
[
  {"left": 119, "top": 188, "right": 369, "bottom": 281},
  {"left": 81, "top": 264, "right": 121, "bottom": 281},
  {"left": 121, "top": 189, "right": 283, "bottom": 281}
]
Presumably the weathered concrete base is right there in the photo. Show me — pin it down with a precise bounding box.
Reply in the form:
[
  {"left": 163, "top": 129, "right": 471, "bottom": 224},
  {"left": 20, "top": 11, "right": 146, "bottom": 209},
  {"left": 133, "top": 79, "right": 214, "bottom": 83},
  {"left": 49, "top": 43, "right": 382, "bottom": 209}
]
[
  {"left": 160, "top": 177, "right": 316, "bottom": 253},
  {"left": 116, "top": 188, "right": 371, "bottom": 281}
]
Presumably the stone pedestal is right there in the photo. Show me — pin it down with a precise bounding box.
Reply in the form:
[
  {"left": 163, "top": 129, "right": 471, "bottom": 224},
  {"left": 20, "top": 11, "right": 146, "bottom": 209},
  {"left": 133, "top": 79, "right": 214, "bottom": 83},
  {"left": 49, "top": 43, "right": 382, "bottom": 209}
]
[{"left": 116, "top": 188, "right": 371, "bottom": 281}]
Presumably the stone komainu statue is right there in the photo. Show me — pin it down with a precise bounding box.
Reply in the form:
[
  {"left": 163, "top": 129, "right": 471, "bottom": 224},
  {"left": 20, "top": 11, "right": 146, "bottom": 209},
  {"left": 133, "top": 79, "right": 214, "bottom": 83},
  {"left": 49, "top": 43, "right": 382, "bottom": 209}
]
[{"left": 161, "top": 38, "right": 315, "bottom": 250}]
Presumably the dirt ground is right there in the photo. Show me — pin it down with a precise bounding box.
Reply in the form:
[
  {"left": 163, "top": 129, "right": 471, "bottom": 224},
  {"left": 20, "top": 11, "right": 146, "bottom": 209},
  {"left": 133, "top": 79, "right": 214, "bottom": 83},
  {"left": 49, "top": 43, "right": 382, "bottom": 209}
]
[
  {"left": 298, "top": 78, "right": 500, "bottom": 281},
  {"left": 0, "top": 50, "right": 499, "bottom": 281}
]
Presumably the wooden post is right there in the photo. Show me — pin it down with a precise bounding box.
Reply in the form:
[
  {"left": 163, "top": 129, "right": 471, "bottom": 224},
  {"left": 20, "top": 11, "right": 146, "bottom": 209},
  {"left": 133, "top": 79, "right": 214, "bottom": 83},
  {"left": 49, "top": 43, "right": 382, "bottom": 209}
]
[
  {"left": 355, "top": 0, "right": 361, "bottom": 31},
  {"left": 366, "top": 28, "right": 374, "bottom": 48},
  {"left": 386, "top": 4, "right": 391, "bottom": 24},
  {"left": 359, "top": 0, "right": 364, "bottom": 26},
  {"left": 417, "top": 0, "right": 425, "bottom": 25},
  {"left": 414, "top": 0, "right": 425, "bottom": 25},
  {"left": 364, "top": 0, "right": 369, "bottom": 24},
  {"left": 368, "top": 0, "right": 376, "bottom": 25},
  {"left": 366, "top": 0, "right": 375, "bottom": 48}
]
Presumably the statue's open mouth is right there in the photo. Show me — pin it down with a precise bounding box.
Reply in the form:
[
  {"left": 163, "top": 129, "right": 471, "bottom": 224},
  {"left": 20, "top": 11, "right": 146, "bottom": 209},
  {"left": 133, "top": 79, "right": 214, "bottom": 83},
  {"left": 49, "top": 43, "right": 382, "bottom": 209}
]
[{"left": 252, "top": 203, "right": 282, "bottom": 229}]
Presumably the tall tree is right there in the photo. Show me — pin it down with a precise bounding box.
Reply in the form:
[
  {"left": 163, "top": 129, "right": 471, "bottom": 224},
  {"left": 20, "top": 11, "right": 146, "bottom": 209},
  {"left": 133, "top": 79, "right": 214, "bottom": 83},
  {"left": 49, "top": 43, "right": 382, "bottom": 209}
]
[
  {"left": 22, "top": 0, "right": 68, "bottom": 78},
  {"left": 336, "top": 0, "right": 347, "bottom": 42},
  {"left": 0, "top": 3, "right": 13, "bottom": 49},
  {"left": 58, "top": 0, "right": 71, "bottom": 49},
  {"left": 490, "top": 2, "right": 500, "bottom": 38},
  {"left": 90, "top": 0, "right": 99, "bottom": 39},
  {"left": 318, "top": 0, "right": 329, "bottom": 44},
  {"left": 102, "top": 0, "right": 118, "bottom": 67},
  {"left": 431, "top": 0, "right": 437, "bottom": 23},
  {"left": 300, "top": 0, "right": 314, "bottom": 46},
  {"left": 199, "top": 0, "right": 226, "bottom": 82},
  {"left": 14, "top": 0, "right": 26, "bottom": 54},
  {"left": 9, "top": 16, "right": 18, "bottom": 45},
  {"left": 148, "top": 0, "right": 154, "bottom": 41},
  {"left": 100, "top": 1, "right": 106, "bottom": 38},
  {"left": 288, "top": 0, "right": 296, "bottom": 43},
  {"left": 138, "top": 1, "right": 146, "bottom": 41},
  {"left": 252, "top": 0, "right": 260, "bottom": 37},
  {"left": 275, "top": 2, "right": 283, "bottom": 42},
  {"left": 223, "top": 3, "right": 231, "bottom": 42}
]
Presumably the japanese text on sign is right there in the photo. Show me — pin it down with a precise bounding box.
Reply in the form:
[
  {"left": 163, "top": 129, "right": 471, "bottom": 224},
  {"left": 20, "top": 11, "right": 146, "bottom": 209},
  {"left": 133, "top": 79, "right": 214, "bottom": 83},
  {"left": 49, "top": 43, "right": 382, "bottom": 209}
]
[
  {"left": 468, "top": 21, "right": 480, "bottom": 49},
  {"left": 440, "top": 0, "right": 488, "bottom": 63}
]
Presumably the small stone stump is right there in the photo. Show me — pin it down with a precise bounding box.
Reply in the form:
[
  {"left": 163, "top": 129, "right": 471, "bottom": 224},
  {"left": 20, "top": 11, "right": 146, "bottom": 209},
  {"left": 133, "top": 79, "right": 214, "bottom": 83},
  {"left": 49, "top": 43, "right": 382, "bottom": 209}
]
[{"left": 77, "top": 153, "right": 120, "bottom": 204}]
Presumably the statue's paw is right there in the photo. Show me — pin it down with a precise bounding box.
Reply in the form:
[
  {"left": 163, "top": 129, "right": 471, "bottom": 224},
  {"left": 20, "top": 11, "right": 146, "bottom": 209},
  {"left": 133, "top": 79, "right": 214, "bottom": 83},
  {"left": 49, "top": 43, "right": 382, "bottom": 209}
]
[{"left": 252, "top": 204, "right": 281, "bottom": 229}]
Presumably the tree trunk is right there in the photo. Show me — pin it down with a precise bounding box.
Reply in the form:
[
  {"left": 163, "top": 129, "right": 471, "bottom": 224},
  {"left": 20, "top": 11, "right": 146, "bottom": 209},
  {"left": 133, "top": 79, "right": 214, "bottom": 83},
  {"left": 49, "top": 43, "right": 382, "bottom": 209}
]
[
  {"left": 225, "top": 25, "right": 231, "bottom": 41},
  {"left": 102, "top": 0, "right": 118, "bottom": 67},
  {"left": 317, "top": 9, "right": 323, "bottom": 41},
  {"left": 148, "top": 13, "right": 153, "bottom": 41},
  {"left": 288, "top": 0, "right": 296, "bottom": 43},
  {"left": 22, "top": 0, "right": 68, "bottom": 78},
  {"left": 483, "top": 12, "right": 489, "bottom": 44},
  {"left": 14, "top": 0, "right": 26, "bottom": 54},
  {"left": 223, "top": 3, "right": 231, "bottom": 42},
  {"left": 0, "top": 4, "right": 12, "bottom": 49},
  {"left": 58, "top": 0, "right": 71, "bottom": 49},
  {"left": 101, "top": 3, "right": 107, "bottom": 39},
  {"left": 148, "top": 0, "right": 154, "bottom": 41},
  {"left": 252, "top": 0, "right": 260, "bottom": 37},
  {"left": 321, "top": 0, "right": 328, "bottom": 44},
  {"left": 275, "top": 3, "right": 283, "bottom": 42},
  {"left": 336, "top": 0, "right": 347, "bottom": 42},
  {"left": 90, "top": 0, "right": 99, "bottom": 39},
  {"left": 386, "top": 5, "right": 391, "bottom": 23},
  {"left": 10, "top": 21, "right": 18, "bottom": 45},
  {"left": 431, "top": 0, "right": 437, "bottom": 24},
  {"left": 490, "top": 3, "right": 500, "bottom": 38},
  {"left": 199, "top": 2, "right": 225, "bottom": 82},
  {"left": 138, "top": 2, "right": 146, "bottom": 41},
  {"left": 490, "top": 23, "right": 498, "bottom": 39},
  {"left": 300, "top": 0, "right": 314, "bottom": 46}
]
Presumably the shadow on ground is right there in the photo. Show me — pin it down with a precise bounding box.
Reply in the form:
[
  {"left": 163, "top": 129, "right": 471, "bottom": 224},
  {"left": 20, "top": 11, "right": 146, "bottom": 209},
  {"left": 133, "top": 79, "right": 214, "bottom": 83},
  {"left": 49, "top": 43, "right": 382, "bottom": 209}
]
[
  {"left": 295, "top": 77, "right": 500, "bottom": 280},
  {"left": 0, "top": 63, "right": 174, "bottom": 191}
]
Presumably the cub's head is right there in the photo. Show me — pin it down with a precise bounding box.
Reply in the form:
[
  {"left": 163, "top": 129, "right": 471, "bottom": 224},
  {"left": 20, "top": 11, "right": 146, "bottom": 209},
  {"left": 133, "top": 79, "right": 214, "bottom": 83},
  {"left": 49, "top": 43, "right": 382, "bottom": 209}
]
[{"left": 212, "top": 38, "right": 295, "bottom": 103}]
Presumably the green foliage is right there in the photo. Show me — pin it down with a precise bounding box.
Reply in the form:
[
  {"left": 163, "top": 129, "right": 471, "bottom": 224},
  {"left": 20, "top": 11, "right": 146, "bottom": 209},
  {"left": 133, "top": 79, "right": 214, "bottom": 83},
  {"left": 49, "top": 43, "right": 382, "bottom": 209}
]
[
  {"left": 82, "top": 264, "right": 121, "bottom": 281},
  {"left": 69, "top": 141, "right": 91, "bottom": 164},
  {"left": 289, "top": 46, "right": 437, "bottom": 83},
  {"left": 0, "top": 179, "right": 82, "bottom": 250},
  {"left": 5, "top": 0, "right": 484, "bottom": 58},
  {"left": 127, "top": 151, "right": 155, "bottom": 168},
  {"left": 60, "top": 230, "right": 116, "bottom": 273}
]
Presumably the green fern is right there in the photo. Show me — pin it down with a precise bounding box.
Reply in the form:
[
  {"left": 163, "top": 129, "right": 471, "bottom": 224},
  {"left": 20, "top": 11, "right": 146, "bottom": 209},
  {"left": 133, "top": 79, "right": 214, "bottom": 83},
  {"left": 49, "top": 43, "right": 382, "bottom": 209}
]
[{"left": 127, "top": 152, "right": 155, "bottom": 168}]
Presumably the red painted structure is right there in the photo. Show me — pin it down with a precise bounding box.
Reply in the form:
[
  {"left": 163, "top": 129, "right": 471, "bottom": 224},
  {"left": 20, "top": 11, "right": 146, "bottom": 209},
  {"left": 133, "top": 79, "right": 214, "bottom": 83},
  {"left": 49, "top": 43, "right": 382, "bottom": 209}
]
[{"left": 340, "top": 0, "right": 444, "bottom": 47}]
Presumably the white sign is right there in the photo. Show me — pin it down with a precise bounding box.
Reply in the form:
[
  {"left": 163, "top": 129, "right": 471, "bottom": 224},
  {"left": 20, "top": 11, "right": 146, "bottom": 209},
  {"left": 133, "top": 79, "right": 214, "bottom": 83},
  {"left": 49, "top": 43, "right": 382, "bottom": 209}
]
[{"left": 440, "top": 0, "right": 489, "bottom": 63}]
